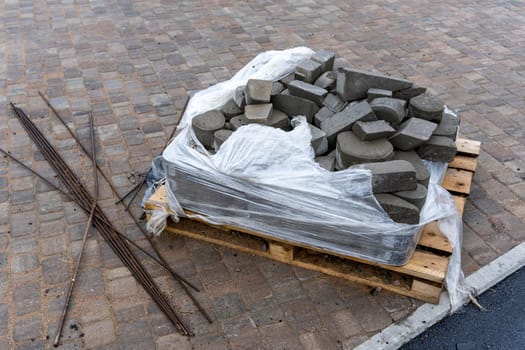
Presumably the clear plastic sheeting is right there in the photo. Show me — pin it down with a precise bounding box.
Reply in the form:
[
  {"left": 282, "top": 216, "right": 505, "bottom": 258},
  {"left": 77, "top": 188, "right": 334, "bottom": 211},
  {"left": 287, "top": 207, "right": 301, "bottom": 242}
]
[{"left": 144, "top": 47, "right": 467, "bottom": 306}]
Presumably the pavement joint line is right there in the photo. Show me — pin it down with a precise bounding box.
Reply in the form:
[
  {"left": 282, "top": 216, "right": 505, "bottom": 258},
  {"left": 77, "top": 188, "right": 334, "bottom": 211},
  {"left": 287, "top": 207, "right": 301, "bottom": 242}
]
[{"left": 354, "top": 240, "right": 525, "bottom": 350}]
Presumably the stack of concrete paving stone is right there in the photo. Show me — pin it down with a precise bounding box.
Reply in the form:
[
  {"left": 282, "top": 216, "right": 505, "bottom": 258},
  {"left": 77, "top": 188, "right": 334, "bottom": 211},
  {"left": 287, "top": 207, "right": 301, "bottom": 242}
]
[{"left": 191, "top": 49, "right": 459, "bottom": 224}]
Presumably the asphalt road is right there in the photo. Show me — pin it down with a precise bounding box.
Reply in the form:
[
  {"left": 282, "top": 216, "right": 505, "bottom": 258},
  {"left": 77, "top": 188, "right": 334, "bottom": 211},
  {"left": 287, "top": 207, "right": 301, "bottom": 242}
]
[{"left": 400, "top": 267, "right": 525, "bottom": 350}]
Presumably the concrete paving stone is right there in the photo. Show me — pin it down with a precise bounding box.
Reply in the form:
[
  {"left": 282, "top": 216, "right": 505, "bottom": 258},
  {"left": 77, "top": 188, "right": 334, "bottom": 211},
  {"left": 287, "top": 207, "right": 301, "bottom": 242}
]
[
  {"left": 296, "top": 59, "right": 322, "bottom": 83},
  {"left": 288, "top": 80, "right": 328, "bottom": 106},
  {"left": 271, "top": 81, "right": 284, "bottom": 96},
  {"left": 271, "top": 94, "right": 319, "bottom": 124},
  {"left": 352, "top": 120, "right": 396, "bottom": 141},
  {"left": 268, "top": 108, "right": 290, "bottom": 130},
  {"left": 393, "top": 84, "right": 427, "bottom": 101},
  {"left": 228, "top": 114, "right": 246, "bottom": 131},
  {"left": 213, "top": 292, "right": 246, "bottom": 320},
  {"left": 315, "top": 150, "right": 336, "bottom": 171},
  {"left": 367, "top": 88, "right": 393, "bottom": 101},
  {"left": 245, "top": 103, "right": 272, "bottom": 124},
  {"left": 118, "top": 319, "right": 156, "bottom": 350},
  {"left": 392, "top": 151, "right": 430, "bottom": 187},
  {"left": 245, "top": 79, "right": 272, "bottom": 105},
  {"left": 82, "top": 319, "right": 117, "bottom": 348},
  {"left": 0, "top": 304, "right": 7, "bottom": 336},
  {"left": 213, "top": 129, "right": 233, "bottom": 151},
  {"left": 311, "top": 49, "right": 335, "bottom": 73},
  {"left": 13, "top": 317, "right": 42, "bottom": 343},
  {"left": 11, "top": 254, "right": 39, "bottom": 274},
  {"left": 336, "top": 67, "right": 412, "bottom": 101},
  {"left": 279, "top": 71, "right": 295, "bottom": 87},
  {"left": 192, "top": 110, "right": 226, "bottom": 148},
  {"left": 13, "top": 281, "right": 41, "bottom": 316},
  {"left": 233, "top": 85, "right": 246, "bottom": 108},
  {"left": 321, "top": 100, "right": 377, "bottom": 148},
  {"left": 220, "top": 98, "right": 243, "bottom": 119},
  {"left": 308, "top": 124, "right": 328, "bottom": 156},
  {"left": 314, "top": 106, "right": 334, "bottom": 128},
  {"left": 281, "top": 298, "right": 322, "bottom": 333},
  {"left": 336, "top": 132, "right": 394, "bottom": 169},
  {"left": 352, "top": 160, "right": 417, "bottom": 193},
  {"left": 394, "top": 183, "right": 428, "bottom": 210},
  {"left": 314, "top": 71, "right": 337, "bottom": 90},
  {"left": 390, "top": 117, "right": 438, "bottom": 151},
  {"left": 260, "top": 322, "right": 303, "bottom": 350},
  {"left": 417, "top": 135, "right": 457, "bottom": 162},
  {"left": 322, "top": 92, "right": 346, "bottom": 113},
  {"left": 157, "top": 333, "right": 192, "bottom": 350},
  {"left": 370, "top": 97, "right": 407, "bottom": 126},
  {"left": 408, "top": 93, "right": 445, "bottom": 122}
]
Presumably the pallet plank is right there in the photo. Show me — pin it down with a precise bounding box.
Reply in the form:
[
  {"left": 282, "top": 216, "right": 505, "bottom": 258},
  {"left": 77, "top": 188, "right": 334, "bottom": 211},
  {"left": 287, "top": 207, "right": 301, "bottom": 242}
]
[
  {"left": 441, "top": 168, "right": 473, "bottom": 195},
  {"left": 418, "top": 221, "right": 453, "bottom": 254},
  {"left": 456, "top": 138, "right": 481, "bottom": 156},
  {"left": 449, "top": 154, "right": 478, "bottom": 172}
]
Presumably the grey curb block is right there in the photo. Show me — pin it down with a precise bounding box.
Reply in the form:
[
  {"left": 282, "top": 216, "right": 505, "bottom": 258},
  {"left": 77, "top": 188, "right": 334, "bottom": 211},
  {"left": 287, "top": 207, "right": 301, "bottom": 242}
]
[{"left": 354, "top": 241, "right": 525, "bottom": 350}]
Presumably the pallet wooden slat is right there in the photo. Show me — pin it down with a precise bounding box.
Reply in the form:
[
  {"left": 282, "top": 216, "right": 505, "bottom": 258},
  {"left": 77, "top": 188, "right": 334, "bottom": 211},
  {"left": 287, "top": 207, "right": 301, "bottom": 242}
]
[{"left": 146, "top": 137, "right": 480, "bottom": 303}]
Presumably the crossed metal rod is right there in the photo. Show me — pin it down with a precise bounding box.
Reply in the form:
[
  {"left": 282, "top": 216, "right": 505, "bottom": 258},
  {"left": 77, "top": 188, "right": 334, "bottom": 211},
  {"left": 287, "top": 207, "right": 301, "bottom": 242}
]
[
  {"left": 37, "top": 94, "right": 212, "bottom": 323},
  {"left": 10, "top": 103, "right": 194, "bottom": 339}
]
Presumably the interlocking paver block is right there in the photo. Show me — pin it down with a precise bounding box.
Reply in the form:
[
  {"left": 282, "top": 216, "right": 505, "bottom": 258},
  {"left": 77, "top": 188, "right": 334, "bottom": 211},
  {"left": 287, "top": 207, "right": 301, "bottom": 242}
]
[{"left": 336, "top": 67, "right": 413, "bottom": 101}]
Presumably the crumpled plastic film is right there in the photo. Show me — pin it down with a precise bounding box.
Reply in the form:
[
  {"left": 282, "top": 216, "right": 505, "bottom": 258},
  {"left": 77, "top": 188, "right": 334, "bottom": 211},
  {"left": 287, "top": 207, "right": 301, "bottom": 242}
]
[{"left": 144, "top": 47, "right": 465, "bottom": 303}]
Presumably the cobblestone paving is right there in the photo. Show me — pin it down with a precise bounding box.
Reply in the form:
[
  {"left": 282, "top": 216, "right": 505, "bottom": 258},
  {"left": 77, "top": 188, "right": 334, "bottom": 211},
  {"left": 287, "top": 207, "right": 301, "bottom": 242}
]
[{"left": 1, "top": 0, "right": 525, "bottom": 349}]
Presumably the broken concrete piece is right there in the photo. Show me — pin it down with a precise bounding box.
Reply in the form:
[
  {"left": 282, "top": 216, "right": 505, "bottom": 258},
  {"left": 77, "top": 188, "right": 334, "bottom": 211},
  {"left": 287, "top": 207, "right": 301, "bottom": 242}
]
[
  {"left": 321, "top": 100, "right": 377, "bottom": 148},
  {"left": 336, "top": 67, "right": 413, "bottom": 101},
  {"left": 234, "top": 85, "right": 246, "bottom": 108},
  {"left": 192, "top": 110, "right": 226, "bottom": 148},
  {"left": 333, "top": 57, "right": 350, "bottom": 71},
  {"left": 393, "top": 84, "right": 427, "bottom": 101},
  {"left": 370, "top": 97, "right": 407, "bottom": 126},
  {"left": 392, "top": 151, "right": 430, "bottom": 187},
  {"left": 322, "top": 93, "right": 346, "bottom": 113},
  {"left": 336, "top": 132, "right": 394, "bottom": 169},
  {"left": 271, "top": 81, "right": 284, "bottom": 96},
  {"left": 311, "top": 49, "right": 335, "bottom": 73},
  {"left": 352, "top": 120, "right": 395, "bottom": 141},
  {"left": 352, "top": 160, "right": 417, "bottom": 193},
  {"left": 245, "top": 79, "right": 272, "bottom": 104},
  {"left": 268, "top": 109, "right": 290, "bottom": 130},
  {"left": 314, "top": 71, "right": 336, "bottom": 90},
  {"left": 433, "top": 111, "right": 460, "bottom": 140},
  {"left": 389, "top": 118, "right": 438, "bottom": 151},
  {"left": 367, "top": 88, "right": 393, "bottom": 101},
  {"left": 408, "top": 93, "right": 444, "bottom": 122},
  {"left": 245, "top": 103, "right": 273, "bottom": 124},
  {"left": 315, "top": 150, "right": 336, "bottom": 171},
  {"left": 296, "top": 59, "right": 322, "bottom": 83},
  {"left": 375, "top": 193, "right": 420, "bottom": 224},
  {"left": 308, "top": 124, "right": 328, "bottom": 156},
  {"left": 314, "top": 107, "right": 335, "bottom": 128},
  {"left": 288, "top": 80, "right": 328, "bottom": 106},
  {"left": 213, "top": 129, "right": 233, "bottom": 151},
  {"left": 279, "top": 71, "right": 295, "bottom": 86},
  {"left": 271, "top": 94, "right": 319, "bottom": 124},
  {"left": 220, "top": 98, "right": 243, "bottom": 119},
  {"left": 394, "top": 184, "right": 428, "bottom": 210},
  {"left": 230, "top": 115, "right": 249, "bottom": 130},
  {"left": 417, "top": 136, "right": 457, "bottom": 163}
]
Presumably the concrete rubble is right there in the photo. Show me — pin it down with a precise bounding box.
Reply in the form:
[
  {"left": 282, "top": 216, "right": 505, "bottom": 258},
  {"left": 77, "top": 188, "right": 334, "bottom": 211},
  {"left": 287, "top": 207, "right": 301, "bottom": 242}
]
[{"left": 191, "top": 49, "right": 460, "bottom": 223}]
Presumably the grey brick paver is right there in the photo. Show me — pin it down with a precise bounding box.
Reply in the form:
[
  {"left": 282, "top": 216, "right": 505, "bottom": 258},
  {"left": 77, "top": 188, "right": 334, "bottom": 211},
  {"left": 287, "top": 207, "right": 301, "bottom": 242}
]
[{"left": 1, "top": 0, "right": 525, "bottom": 348}]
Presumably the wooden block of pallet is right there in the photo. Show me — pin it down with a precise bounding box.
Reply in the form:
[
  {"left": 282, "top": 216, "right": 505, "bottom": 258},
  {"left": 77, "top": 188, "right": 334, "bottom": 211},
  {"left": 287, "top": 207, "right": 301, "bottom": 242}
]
[{"left": 145, "top": 138, "right": 480, "bottom": 304}]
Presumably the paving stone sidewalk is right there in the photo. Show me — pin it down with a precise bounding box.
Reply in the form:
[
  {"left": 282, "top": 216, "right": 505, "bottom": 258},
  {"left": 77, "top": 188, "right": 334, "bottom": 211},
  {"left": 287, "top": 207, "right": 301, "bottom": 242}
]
[{"left": 1, "top": 0, "right": 525, "bottom": 349}]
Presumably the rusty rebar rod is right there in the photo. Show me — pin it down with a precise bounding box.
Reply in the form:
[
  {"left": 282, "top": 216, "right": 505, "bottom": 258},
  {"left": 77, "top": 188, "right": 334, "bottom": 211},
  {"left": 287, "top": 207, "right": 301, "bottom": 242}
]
[
  {"left": 11, "top": 104, "right": 193, "bottom": 336},
  {"left": 37, "top": 94, "right": 211, "bottom": 323},
  {"left": 53, "top": 113, "right": 99, "bottom": 347}
]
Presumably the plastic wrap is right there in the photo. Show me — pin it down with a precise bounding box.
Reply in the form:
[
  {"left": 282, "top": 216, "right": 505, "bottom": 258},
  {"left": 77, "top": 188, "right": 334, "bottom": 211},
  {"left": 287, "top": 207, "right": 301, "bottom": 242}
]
[{"left": 144, "top": 47, "right": 467, "bottom": 304}]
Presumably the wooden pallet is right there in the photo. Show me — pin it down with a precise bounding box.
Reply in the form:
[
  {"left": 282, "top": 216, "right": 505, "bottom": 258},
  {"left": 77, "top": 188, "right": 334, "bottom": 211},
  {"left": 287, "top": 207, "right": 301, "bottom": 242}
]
[{"left": 145, "top": 138, "right": 481, "bottom": 304}]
